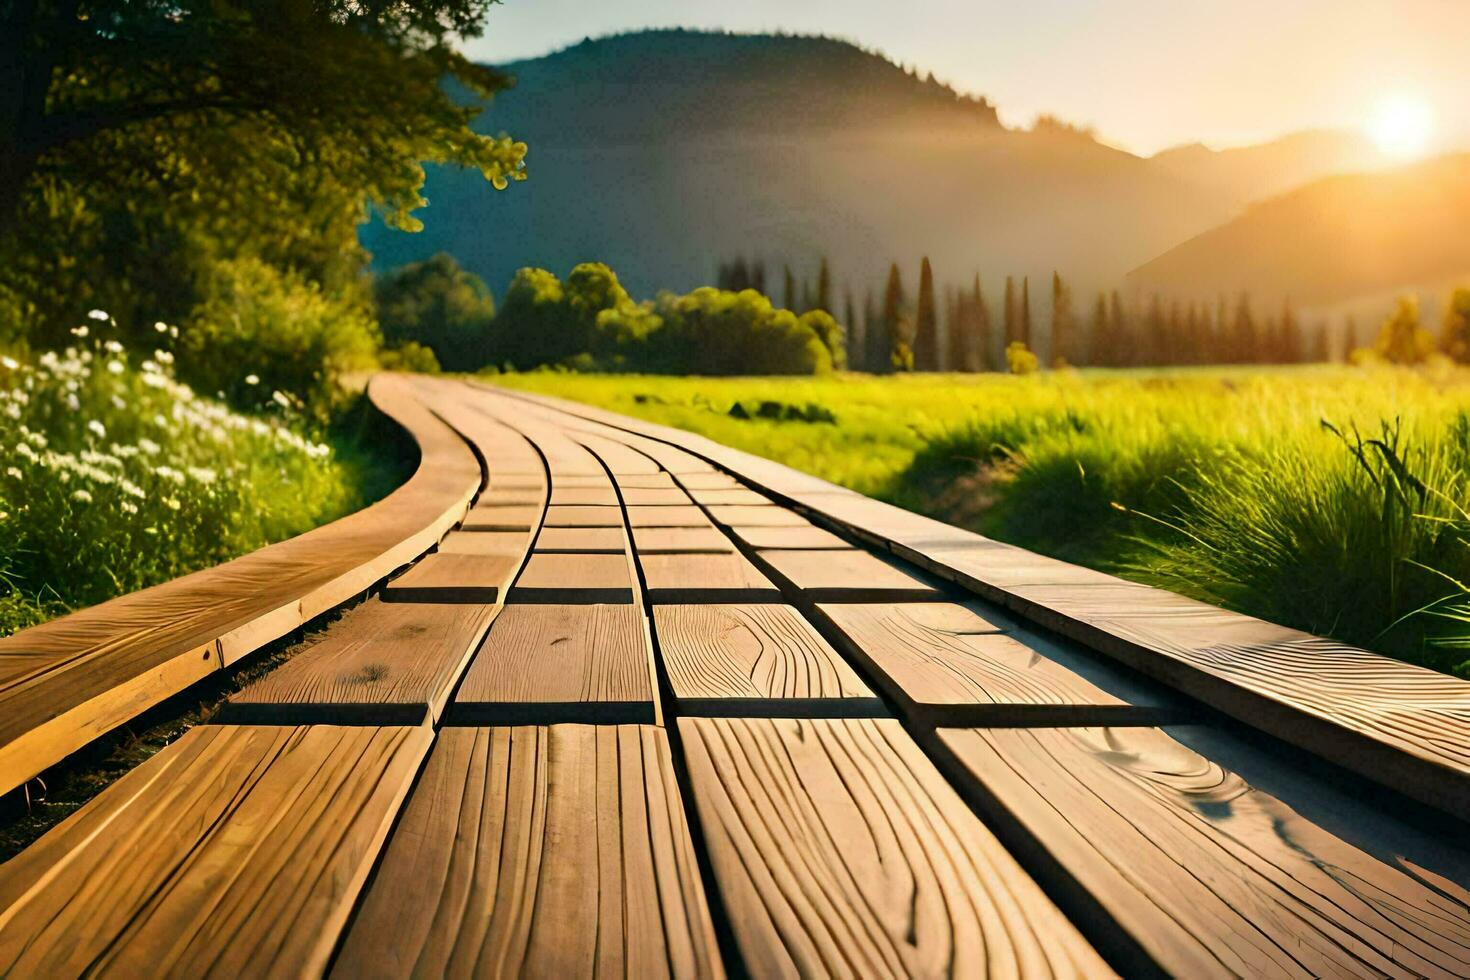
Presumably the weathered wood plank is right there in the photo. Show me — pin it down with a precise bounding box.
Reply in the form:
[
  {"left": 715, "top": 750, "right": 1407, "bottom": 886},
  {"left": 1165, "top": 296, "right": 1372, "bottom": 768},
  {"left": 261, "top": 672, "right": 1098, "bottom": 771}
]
[
  {"left": 509, "top": 553, "right": 635, "bottom": 604},
  {"left": 705, "top": 505, "right": 810, "bottom": 527},
  {"left": 727, "top": 524, "right": 850, "bottom": 550},
  {"left": 626, "top": 505, "right": 712, "bottom": 527},
  {"left": 452, "top": 605, "right": 653, "bottom": 723},
  {"left": 935, "top": 725, "right": 1470, "bottom": 978},
  {"left": 631, "top": 525, "right": 735, "bottom": 553},
  {"left": 549, "top": 486, "right": 621, "bottom": 506},
  {"left": 817, "top": 602, "right": 1180, "bottom": 725},
  {"left": 334, "top": 726, "right": 722, "bottom": 978},
  {"left": 678, "top": 716, "right": 1112, "bottom": 978},
  {"left": 621, "top": 487, "right": 693, "bottom": 506},
  {"left": 544, "top": 505, "right": 626, "bottom": 527},
  {"left": 534, "top": 526, "right": 628, "bottom": 553},
  {"left": 653, "top": 605, "right": 879, "bottom": 715},
  {"left": 754, "top": 548, "right": 943, "bottom": 601},
  {"left": 381, "top": 552, "right": 518, "bottom": 604},
  {"left": 0, "top": 723, "right": 430, "bottom": 977},
  {"left": 0, "top": 373, "right": 478, "bottom": 797},
  {"left": 460, "top": 503, "right": 542, "bottom": 531},
  {"left": 438, "top": 530, "right": 529, "bottom": 557},
  {"left": 222, "top": 598, "right": 495, "bottom": 725},
  {"left": 641, "top": 553, "right": 781, "bottom": 604}
]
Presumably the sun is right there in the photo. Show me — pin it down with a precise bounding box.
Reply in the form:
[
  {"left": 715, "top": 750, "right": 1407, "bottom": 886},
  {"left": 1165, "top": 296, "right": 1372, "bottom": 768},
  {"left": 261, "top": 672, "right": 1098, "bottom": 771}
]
[{"left": 1367, "top": 94, "right": 1436, "bottom": 160}]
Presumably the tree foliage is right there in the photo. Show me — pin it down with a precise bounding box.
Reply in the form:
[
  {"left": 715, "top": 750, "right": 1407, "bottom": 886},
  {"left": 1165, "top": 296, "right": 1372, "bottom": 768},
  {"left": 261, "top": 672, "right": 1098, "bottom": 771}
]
[{"left": 375, "top": 253, "right": 496, "bottom": 372}]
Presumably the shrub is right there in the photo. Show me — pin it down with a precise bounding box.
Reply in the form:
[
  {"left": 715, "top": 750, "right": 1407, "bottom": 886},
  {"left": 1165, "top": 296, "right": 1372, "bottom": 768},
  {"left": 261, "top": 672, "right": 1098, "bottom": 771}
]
[
  {"left": 375, "top": 253, "right": 495, "bottom": 372},
  {"left": 1006, "top": 341, "right": 1040, "bottom": 374},
  {"left": 646, "top": 288, "right": 832, "bottom": 375},
  {"left": 182, "top": 258, "right": 379, "bottom": 418}
]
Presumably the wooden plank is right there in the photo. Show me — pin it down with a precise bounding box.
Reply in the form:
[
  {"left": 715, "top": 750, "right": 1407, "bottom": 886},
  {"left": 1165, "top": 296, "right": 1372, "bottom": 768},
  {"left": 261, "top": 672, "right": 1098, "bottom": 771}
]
[
  {"left": 654, "top": 605, "right": 880, "bottom": 715},
  {"left": 620, "top": 487, "right": 693, "bottom": 506},
  {"left": 641, "top": 553, "right": 781, "bottom": 604},
  {"left": 438, "top": 530, "right": 529, "bottom": 557},
  {"left": 452, "top": 605, "right": 653, "bottom": 723},
  {"left": 222, "top": 599, "right": 495, "bottom": 725},
  {"left": 477, "top": 487, "right": 545, "bottom": 507},
  {"left": 678, "top": 717, "right": 1111, "bottom": 978},
  {"left": 460, "top": 503, "right": 541, "bottom": 531},
  {"left": 631, "top": 526, "right": 735, "bottom": 554},
  {"left": 544, "top": 505, "right": 625, "bottom": 527},
  {"left": 0, "top": 373, "right": 478, "bottom": 797},
  {"left": 549, "top": 486, "right": 621, "bottom": 506},
  {"left": 573, "top": 431, "right": 663, "bottom": 475},
  {"left": 687, "top": 487, "right": 769, "bottom": 506},
  {"left": 935, "top": 725, "right": 1470, "bottom": 978},
  {"left": 674, "top": 472, "right": 740, "bottom": 490},
  {"left": 334, "top": 725, "right": 722, "bottom": 978},
  {"left": 727, "top": 524, "right": 850, "bottom": 550},
  {"left": 706, "top": 505, "right": 809, "bottom": 527},
  {"left": 541, "top": 474, "right": 614, "bottom": 488},
  {"left": 818, "top": 602, "right": 1180, "bottom": 726},
  {"left": 616, "top": 472, "right": 679, "bottom": 489},
  {"left": 534, "top": 526, "right": 628, "bottom": 553},
  {"left": 755, "top": 548, "right": 942, "bottom": 601},
  {"left": 626, "top": 505, "right": 712, "bottom": 527},
  {"left": 509, "top": 552, "right": 635, "bottom": 604},
  {"left": 0, "top": 723, "right": 430, "bottom": 977},
  {"left": 382, "top": 552, "right": 518, "bottom": 604}
]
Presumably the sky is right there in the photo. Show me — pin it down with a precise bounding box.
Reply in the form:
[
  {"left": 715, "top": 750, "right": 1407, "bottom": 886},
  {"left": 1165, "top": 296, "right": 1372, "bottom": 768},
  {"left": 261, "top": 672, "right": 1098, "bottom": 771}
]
[{"left": 464, "top": 0, "right": 1470, "bottom": 157}]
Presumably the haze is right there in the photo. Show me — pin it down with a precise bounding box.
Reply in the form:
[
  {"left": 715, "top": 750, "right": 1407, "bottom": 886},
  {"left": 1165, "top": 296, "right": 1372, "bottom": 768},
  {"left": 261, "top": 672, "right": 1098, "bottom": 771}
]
[{"left": 465, "top": 0, "right": 1470, "bottom": 157}]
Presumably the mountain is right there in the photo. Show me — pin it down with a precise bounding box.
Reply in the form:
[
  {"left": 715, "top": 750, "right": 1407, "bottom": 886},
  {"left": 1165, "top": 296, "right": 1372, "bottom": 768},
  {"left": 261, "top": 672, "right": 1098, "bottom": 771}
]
[
  {"left": 1147, "top": 130, "right": 1388, "bottom": 206},
  {"left": 362, "top": 30, "right": 1366, "bottom": 302},
  {"left": 1125, "top": 154, "right": 1470, "bottom": 310}
]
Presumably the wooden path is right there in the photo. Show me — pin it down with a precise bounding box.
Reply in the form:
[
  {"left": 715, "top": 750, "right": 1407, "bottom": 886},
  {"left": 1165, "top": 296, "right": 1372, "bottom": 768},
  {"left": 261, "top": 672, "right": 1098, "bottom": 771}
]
[{"left": 2, "top": 375, "right": 1469, "bottom": 978}]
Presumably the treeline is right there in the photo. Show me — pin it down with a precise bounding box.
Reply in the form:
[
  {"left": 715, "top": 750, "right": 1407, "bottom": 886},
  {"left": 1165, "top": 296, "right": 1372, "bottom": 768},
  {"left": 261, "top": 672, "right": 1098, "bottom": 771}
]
[{"left": 726, "top": 256, "right": 1341, "bottom": 372}]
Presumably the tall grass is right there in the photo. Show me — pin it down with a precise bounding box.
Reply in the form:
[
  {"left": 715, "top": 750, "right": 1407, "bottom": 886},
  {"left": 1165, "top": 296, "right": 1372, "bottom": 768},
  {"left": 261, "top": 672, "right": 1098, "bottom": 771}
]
[
  {"left": 1, "top": 317, "right": 385, "bottom": 635},
  {"left": 496, "top": 367, "right": 1470, "bottom": 675}
]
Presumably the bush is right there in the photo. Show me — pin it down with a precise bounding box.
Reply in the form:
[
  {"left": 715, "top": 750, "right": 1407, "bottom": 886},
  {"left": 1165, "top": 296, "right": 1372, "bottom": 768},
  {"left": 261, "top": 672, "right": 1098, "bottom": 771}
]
[
  {"left": 181, "top": 258, "right": 380, "bottom": 418},
  {"left": 378, "top": 341, "right": 441, "bottom": 374},
  {"left": 374, "top": 253, "right": 495, "bottom": 372},
  {"left": 646, "top": 288, "right": 832, "bottom": 375}
]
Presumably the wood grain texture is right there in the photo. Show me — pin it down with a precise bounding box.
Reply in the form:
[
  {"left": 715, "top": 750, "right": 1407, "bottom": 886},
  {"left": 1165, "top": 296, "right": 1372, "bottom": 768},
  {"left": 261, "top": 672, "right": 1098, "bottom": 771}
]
[
  {"left": 510, "top": 553, "right": 635, "bottom": 604},
  {"left": 382, "top": 552, "right": 518, "bottom": 603},
  {"left": 535, "top": 526, "right": 628, "bottom": 553},
  {"left": 678, "top": 717, "right": 1111, "bottom": 979},
  {"left": 687, "top": 488, "right": 769, "bottom": 506},
  {"left": 545, "top": 505, "right": 626, "bottom": 527},
  {"left": 460, "top": 503, "right": 542, "bottom": 531},
  {"left": 334, "top": 725, "right": 723, "bottom": 979},
  {"left": 627, "top": 505, "right": 713, "bottom": 527},
  {"left": 477, "top": 487, "right": 545, "bottom": 507},
  {"left": 438, "top": 530, "right": 529, "bottom": 557},
  {"left": 573, "top": 431, "right": 663, "bottom": 475},
  {"left": 936, "top": 725, "right": 1470, "bottom": 979},
  {"left": 631, "top": 526, "right": 735, "bottom": 554},
  {"left": 621, "top": 488, "right": 694, "bottom": 506},
  {"left": 641, "top": 553, "right": 781, "bottom": 604},
  {"left": 673, "top": 472, "right": 740, "bottom": 490},
  {"left": 705, "top": 505, "right": 810, "bottom": 527},
  {"left": 616, "top": 473, "right": 679, "bottom": 489},
  {"left": 816, "top": 602, "right": 1176, "bottom": 725},
  {"left": 653, "top": 604, "right": 876, "bottom": 710},
  {"left": 727, "top": 524, "right": 850, "bottom": 550},
  {"left": 755, "top": 548, "right": 942, "bottom": 601},
  {"left": 0, "top": 373, "right": 478, "bottom": 797},
  {"left": 453, "top": 605, "right": 653, "bottom": 723},
  {"left": 550, "top": 486, "right": 621, "bottom": 506},
  {"left": 0, "top": 723, "right": 430, "bottom": 977},
  {"left": 224, "top": 598, "right": 495, "bottom": 725}
]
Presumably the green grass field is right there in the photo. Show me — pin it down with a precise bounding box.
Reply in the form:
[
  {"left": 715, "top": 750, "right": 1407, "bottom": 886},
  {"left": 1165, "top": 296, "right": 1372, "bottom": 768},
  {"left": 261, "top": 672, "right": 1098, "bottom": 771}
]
[{"left": 494, "top": 366, "right": 1470, "bottom": 677}]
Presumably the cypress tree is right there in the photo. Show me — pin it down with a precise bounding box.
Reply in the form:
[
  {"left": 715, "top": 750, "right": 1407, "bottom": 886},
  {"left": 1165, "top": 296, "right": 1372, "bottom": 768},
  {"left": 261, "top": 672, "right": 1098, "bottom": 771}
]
[
  {"left": 1050, "top": 271, "right": 1074, "bottom": 367},
  {"left": 1020, "top": 276, "right": 1032, "bottom": 349},
  {"left": 880, "top": 263, "right": 905, "bottom": 373},
  {"left": 1108, "top": 290, "right": 1129, "bottom": 365},
  {"left": 783, "top": 266, "right": 796, "bottom": 312},
  {"left": 915, "top": 257, "right": 938, "bottom": 370},
  {"left": 1231, "top": 293, "right": 1256, "bottom": 363},
  {"left": 972, "top": 274, "right": 993, "bottom": 371},
  {"left": 816, "top": 257, "right": 832, "bottom": 314},
  {"left": 1089, "top": 292, "right": 1108, "bottom": 367},
  {"left": 751, "top": 261, "right": 766, "bottom": 296},
  {"left": 862, "top": 289, "right": 879, "bottom": 373},
  {"left": 1145, "top": 294, "right": 1166, "bottom": 365},
  {"left": 947, "top": 287, "right": 968, "bottom": 371},
  {"left": 844, "top": 289, "right": 862, "bottom": 373},
  {"left": 1003, "top": 276, "right": 1017, "bottom": 346}
]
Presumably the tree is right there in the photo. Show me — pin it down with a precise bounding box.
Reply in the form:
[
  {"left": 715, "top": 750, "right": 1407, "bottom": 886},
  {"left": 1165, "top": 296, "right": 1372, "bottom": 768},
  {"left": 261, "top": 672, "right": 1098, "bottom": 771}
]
[
  {"left": 1019, "top": 276, "right": 1033, "bottom": 349},
  {"left": 1050, "top": 272, "right": 1075, "bottom": 367},
  {"left": 879, "top": 263, "right": 906, "bottom": 374},
  {"left": 914, "top": 257, "right": 938, "bottom": 370},
  {"left": 1089, "top": 292, "right": 1109, "bottom": 367},
  {"left": 1, "top": 0, "right": 527, "bottom": 338},
  {"left": 1231, "top": 294, "right": 1257, "bottom": 363},
  {"left": 1144, "top": 295, "right": 1167, "bottom": 365},
  {"left": 375, "top": 253, "right": 496, "bottom": 371},
  {"left": 1374, "top": 296, "right": 1435, "bottom": 365},
  {"left": 1279, "top": 300, "right": 1303, "bottom": 363},
  {"left": 862, "top": 290, "right": 880, "bottom": 373},
  {"left": 783, "top": 266, "right": 797, "bottom": 312},
  {"left": 1003, "top": 276, "right": 1018, "bottom": 346},
  {"left": 844, "top": 289, "right": 862, "bottom": 373},
  {"left": 816, "top": 257, "right": 832, "bottom": 314},
  {"left": 1441, "top": 288, "right": 1470, "bottom": 363},
  {"left": 1108, "top": 291, "right": 1129, "bottom": 365}
]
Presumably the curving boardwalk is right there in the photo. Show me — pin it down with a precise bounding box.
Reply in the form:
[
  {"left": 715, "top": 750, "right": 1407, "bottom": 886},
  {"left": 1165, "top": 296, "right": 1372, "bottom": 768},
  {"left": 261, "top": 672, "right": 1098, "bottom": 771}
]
[{"left": 1, "top": 374, "right": 1468, "bottom": 978}]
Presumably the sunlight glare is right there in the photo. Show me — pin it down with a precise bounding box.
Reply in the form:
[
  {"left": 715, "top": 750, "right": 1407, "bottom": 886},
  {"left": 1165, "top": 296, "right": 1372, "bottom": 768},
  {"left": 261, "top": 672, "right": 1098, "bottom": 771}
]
[{"left": 1367, "top": 94, "right": 1436, "bottom": 160}]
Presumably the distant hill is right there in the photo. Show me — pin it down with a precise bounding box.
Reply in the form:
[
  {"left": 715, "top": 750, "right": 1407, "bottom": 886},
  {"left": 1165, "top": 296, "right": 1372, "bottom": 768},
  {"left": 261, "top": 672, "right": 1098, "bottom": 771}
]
[
  {"left": 1125, "top": 154, "right": 1470, "bottom": 309},
  {"left": 362, "top": 30, "right": 1386, "bottom": 302},
  {"left": 1147, "top": 129, "right": 1387, "bottom": 206}
]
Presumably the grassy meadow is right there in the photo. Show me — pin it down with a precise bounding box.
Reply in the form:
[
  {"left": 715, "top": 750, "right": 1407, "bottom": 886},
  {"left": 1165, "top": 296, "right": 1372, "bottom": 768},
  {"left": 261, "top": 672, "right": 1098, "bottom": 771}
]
[{"left": 495, "top": 366, "right": 1470, "bottom": 677}]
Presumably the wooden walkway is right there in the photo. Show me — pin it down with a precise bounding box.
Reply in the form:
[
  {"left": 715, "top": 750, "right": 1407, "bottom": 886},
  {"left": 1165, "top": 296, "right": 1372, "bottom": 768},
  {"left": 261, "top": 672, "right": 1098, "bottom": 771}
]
[{"left": 2, "top": 375, "right": 1469, "bottom": 977}]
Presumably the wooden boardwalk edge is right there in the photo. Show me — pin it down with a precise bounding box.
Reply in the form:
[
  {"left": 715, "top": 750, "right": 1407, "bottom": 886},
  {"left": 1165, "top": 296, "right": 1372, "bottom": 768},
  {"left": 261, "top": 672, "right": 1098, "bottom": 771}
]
[{"left": 488, "top": 382, "right": 1470, "bottom": 817}]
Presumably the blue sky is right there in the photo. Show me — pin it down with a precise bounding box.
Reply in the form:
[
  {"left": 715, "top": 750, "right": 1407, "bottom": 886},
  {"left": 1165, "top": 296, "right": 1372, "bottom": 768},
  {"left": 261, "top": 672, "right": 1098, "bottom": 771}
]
[{"left": 464, "top": 0, "right": 1470, "bottom": 157}]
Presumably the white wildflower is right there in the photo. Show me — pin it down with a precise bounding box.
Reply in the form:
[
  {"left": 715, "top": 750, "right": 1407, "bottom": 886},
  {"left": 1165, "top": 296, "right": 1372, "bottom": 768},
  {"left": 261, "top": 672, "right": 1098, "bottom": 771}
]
[
  {"left": 154, "top": 465, "right": 185, "bottom": 484},
  {"left": 154, "top": 350, "right": 174, "bottom": 365},
  {"left": 87, "top": 419, "right": 106, "bottom": 438},
  {"left": 103, "top": 340, "right": 124, "bottom": 354},
  {"left": 0, "top": 511, "right": 7, "bottom": 521},
  {"left": 106, "top": 360, "right": 124, "bottom": 375},
  {"left": 71, "top": 489, "right": 93, "bottom": 503},
  {"left": 16, "top": 442, "right": 37, "bottom": 461},
  {"left": 121, "top": 501, "right": 139, "bottom": 515},
  {"left": 271, "top": 390, "right": 291, "bottom": 409},
  {"left": 141, "top": 373, "right": 166, "bottom": 388},
  {"left": 70, "top": 325, "right": 89, "bottom": 338},
  {"left": 139, "top": 437, "right": 160, "bottom": 455},
  {"left": 165, "top": 496, "right": 181, "bottom": 511},
  {"left": 154, "top": 321, "right": 168, "bottom": 333},
  {"left": 187, "top": 466, "right": 217, "bottom": 484},
  {"left": 5, "top": 467, "right": 21, "bottom": 479},
  {"left": 66, "top": 393, "right": 80, "bottom": 412},
  {"left": 0, "top": 356, "right": 17, "bottom": 370},
  {"left": 244, "top": 374, "right": 260, "bottom": 386},
  {"left": 87, "top": 309, "right": 109, "bottom": 321},
  {"left": 3, "top": 403, "right": 18, "bottom": 420},
  {"left": 111, "top": 394, "right": 126, "bottom": 410}
]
